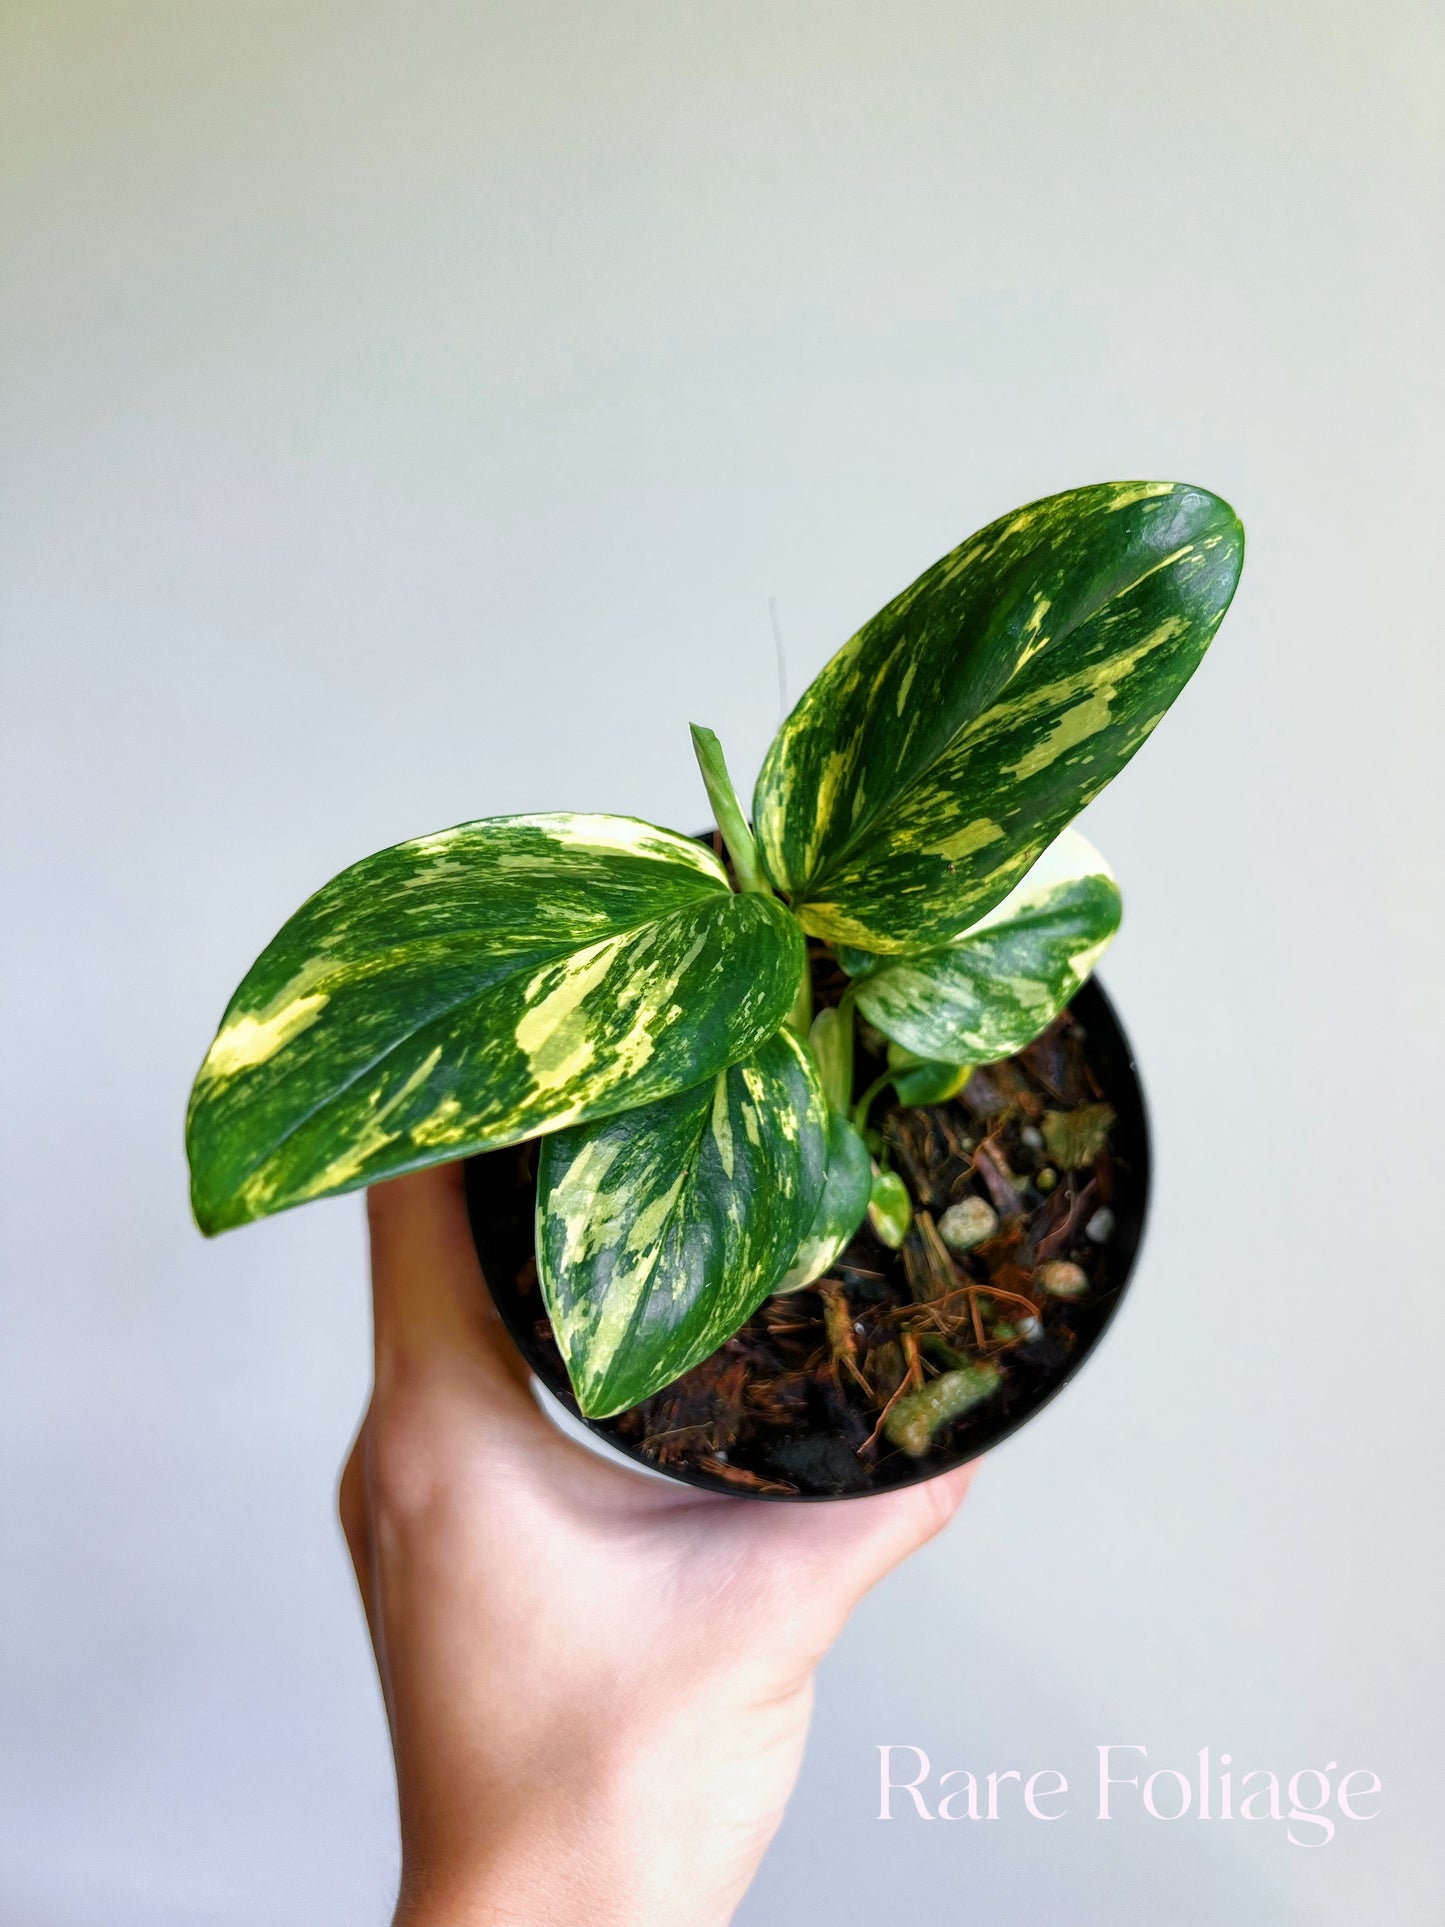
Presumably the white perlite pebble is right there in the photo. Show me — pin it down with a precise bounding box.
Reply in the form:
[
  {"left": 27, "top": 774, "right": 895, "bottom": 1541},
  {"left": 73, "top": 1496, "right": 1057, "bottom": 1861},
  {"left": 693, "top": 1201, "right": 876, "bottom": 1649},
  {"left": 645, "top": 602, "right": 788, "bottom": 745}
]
[
  {"left": 1085, "top": 1207, "right": 1115, "bottom": 1244},
  {"left": 938, "top": 1197, "right": 999, "bottom": 1252},
  {"left": 1020, "top": 1124, "right": 1044, "bottom": 1151},
  {"left": 1037, "top": 1259, "right": 1089, "bottom": 1300}
]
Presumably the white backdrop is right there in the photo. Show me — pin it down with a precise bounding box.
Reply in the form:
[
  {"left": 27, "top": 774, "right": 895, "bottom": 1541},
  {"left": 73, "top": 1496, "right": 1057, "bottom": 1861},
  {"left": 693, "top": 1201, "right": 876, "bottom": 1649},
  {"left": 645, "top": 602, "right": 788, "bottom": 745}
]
[{"left": 2, "top": 4, "right": 1441, "bottom": 1921}]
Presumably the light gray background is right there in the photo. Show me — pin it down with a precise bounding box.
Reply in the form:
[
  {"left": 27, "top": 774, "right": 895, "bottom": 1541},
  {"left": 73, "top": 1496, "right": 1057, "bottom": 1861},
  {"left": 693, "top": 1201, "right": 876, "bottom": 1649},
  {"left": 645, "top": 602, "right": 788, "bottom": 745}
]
[{"left": 3, "top": 4, "right": 1442, "bottom": 1922}]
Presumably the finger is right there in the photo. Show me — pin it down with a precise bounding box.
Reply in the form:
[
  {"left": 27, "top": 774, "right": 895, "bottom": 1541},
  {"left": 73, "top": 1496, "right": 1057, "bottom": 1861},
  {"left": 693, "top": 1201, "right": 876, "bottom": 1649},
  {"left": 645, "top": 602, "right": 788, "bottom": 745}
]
[
  {"left": 753, "top": 1458, "right": 976, "bottom": 1622},
  {"left": 840, "top": 1460, "right": 976, "bottom": 1594},
  {"left": 366, "top": 1161, "right": 534, "bottom": 1407}
]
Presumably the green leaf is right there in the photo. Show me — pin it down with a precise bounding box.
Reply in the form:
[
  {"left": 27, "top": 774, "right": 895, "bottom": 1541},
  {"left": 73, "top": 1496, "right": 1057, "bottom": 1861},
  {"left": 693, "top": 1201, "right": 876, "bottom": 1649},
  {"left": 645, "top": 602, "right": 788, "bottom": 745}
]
[
  {"left": 753, "top": 480, "right": 1243, "bottom": 951},
  {"left": 887, "top": 1048, "right": 974, "bottom": 1106},
  {"left": 807, "top": 1003, "right": 855, "bottom": 1116},
  {"left": 536, "top": 1027, "right": 829, "bottom": 1417},
  {"left": 777, "top": 1110, "right": 873, "bottom": 1291},
  {"left": 834, "top": 942, "right": 875, "bottom": 978},
  {"left": 689, "top": 723, "right": 768, "bottom": 897},
  {"left": 186, "top": 813, "right": 804, "bottom": 1234},
  {"left": 868, "top": 1168, "right": 913, "bottom": 1248},
  {"left": 850, "top": 827, "right": 1121, "bottom": 1063}
]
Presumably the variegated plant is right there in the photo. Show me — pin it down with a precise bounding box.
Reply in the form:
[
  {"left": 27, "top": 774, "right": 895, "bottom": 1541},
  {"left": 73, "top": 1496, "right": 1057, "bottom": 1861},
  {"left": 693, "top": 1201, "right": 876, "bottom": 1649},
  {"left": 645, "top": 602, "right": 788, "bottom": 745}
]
[{"left": 187, "top": 480, "right": 1243, "bottom": 1417}]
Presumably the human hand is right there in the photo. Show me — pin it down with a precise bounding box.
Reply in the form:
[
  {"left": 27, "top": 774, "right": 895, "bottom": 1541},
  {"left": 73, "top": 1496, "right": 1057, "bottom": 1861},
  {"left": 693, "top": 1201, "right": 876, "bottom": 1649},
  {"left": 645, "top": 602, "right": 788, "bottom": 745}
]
[{"left": 340, "top": 1163, "right": 972, "bottom": 1927}]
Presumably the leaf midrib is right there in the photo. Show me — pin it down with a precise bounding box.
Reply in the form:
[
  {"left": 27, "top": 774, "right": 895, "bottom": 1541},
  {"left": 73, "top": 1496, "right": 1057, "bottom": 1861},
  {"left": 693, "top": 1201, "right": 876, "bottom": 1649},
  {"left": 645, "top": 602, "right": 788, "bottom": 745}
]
[
  {"left": 205, "top": 890, "right": 775, "bottom": 1199},
  {"left": 795, "top": 535, "right": 1210, "bottom": 900}
]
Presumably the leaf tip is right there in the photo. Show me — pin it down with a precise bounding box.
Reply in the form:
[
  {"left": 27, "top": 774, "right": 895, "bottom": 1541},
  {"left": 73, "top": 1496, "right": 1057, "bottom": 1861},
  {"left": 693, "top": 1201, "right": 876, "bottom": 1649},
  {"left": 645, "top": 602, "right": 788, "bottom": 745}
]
[{"left": 188, "top": 1182, "right": 228, "bottom": 1239}]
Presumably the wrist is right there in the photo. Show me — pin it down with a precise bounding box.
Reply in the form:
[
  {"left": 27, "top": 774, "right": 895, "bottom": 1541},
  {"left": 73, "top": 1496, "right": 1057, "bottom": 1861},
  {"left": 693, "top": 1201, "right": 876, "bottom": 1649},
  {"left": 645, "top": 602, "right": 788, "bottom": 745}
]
[{"left": 392, "top": 1673, "right": 814, "bottom": 1927}]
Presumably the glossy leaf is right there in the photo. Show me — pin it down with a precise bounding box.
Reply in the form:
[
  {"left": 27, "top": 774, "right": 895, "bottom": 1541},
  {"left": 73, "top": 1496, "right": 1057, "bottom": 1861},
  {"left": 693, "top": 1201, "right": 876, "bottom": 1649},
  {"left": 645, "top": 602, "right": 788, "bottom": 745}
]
[
  {"left": 807, "top": 1004, "right": 855, "bottom": 1116},
  {"left": 536, "top": 1027, "right": 828, "bottom": 1417},
  {"left": 849, "top": 828, "right": 1121, "bottom": 1063},
  {"left": 777, "top": 1110, "right": 873, "bottom": 1291},
  {"left": 868, "top": 1168, "right": 912, "bottom": 1248},
  {"left": 187, "top": 813, "right": 804, "bottom": 1234},
  {"left": 887, "top": 1048, "right": 974, "bottom": 1106},
  {"left": 754, "top": 480, "right": 1242, "bottom": 950},
  {"left": 689, "top": 724, "right": 768, "bottom": 897}
]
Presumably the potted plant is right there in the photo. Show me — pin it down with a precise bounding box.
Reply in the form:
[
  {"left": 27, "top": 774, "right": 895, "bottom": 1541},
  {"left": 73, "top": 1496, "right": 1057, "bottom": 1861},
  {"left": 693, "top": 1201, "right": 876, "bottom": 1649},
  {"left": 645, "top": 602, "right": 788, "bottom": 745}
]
[{"left": 187, "top": 479, "right": 1243, "bottom": 1499}]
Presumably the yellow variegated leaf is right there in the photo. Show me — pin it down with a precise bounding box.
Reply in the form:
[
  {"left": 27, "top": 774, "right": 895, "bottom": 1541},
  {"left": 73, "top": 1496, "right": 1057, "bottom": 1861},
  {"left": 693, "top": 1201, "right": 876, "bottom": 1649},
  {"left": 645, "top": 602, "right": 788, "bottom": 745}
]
[
  {"left": 186, "top": 813, "right": 803, "bottom": 1233},
  {"left": 807, "top": 1004, "right": 855, "bottom": 1116},
  {"left": 536, "top": 1027, "right": 828, "bottom": 1416},
  {"left": 847, "top": 827, "right": 1121, "bottom": 1063},
  {"left": 867, "top": 1168, "right": 912, "bottom": 1248},
  {"left": 754, "top": 480, "right": 1243, "bottom": 951},
  {"left": 777, "top": 1109, "right": 873, "bottom": 1291},
  {"left": 886, "top": 1049, "right": 975, "bottom": 1105}
]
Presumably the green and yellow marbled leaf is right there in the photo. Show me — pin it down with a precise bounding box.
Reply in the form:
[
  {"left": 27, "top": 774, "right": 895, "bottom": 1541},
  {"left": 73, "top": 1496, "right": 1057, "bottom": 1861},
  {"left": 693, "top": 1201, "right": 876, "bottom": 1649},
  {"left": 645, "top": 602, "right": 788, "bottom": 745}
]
[
  {"left": 536, "top": 1027, "right": 828, "bottom": 1417},
  {"left": 777, "top": 1109, "right": 873, "bottom": 1291},
  {"left": 186, "top": 813, "right": 804, "bottom": 1234},
  {"left": 848, "top": 828, "right": 1121, "bottom": 1063},
  {"left": 887, "top": 1050, "right": 974, "bottom": 1106},
  {"left": 807, "top": 1004, "right": 855, "bottom": 1117},
  {"left": 867, "top": 1168, "right": 912, "bottom": 1248},
  {"left": 754, "top": 480, "right": 1243, "bottom": 951}
]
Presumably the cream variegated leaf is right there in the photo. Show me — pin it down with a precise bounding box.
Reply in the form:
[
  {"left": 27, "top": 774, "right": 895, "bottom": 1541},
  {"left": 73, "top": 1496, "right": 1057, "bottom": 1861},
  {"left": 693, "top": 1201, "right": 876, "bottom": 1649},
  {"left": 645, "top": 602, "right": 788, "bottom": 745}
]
[
  {"left": 867, "top": 1168, "right": 912, "bottom": 1248},
  {"left": 186, "top": 814, "right": 804, "bottom": 1234},
  {"left": 536, "top": 1027, "right": 829, "bottom": 1417},
  {"left": 807, "top": 1005, "right": 854, "bottom": 1116},
  {"left": 777, "top": 1110, "right": 873, "bottom": 1292},
  {"left": 754, "top": 481, "right": 1243, "bottom": 951},
  {"left": 845, "top": 828, "right": 1121, "bottom": 1063}
]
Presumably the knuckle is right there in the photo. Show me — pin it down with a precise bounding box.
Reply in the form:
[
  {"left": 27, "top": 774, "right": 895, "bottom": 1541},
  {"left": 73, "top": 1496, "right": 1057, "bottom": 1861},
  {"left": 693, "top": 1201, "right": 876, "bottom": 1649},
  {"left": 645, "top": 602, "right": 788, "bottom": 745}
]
[
  {"left": 364, "top": 1370, "right": 459, "bottom": 1529},
  {"left": 336, "top": 1442, "right": 366, "bottom": 1546}
]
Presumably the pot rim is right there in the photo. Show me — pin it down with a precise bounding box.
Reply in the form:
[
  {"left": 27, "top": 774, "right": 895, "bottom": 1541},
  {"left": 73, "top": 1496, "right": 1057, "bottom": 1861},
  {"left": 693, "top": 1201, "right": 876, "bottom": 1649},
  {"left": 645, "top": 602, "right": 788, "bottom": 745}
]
[{"left": 466, "top": 971, "right": 1151, "bottom": 1502}]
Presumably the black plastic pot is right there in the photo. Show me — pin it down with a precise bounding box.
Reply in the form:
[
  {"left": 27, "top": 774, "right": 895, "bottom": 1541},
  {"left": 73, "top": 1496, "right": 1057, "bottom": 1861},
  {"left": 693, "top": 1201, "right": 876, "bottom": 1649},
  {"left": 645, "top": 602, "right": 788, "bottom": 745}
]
[{"left": 464, "top": 972, "right": 1151, "bottom": 1503}]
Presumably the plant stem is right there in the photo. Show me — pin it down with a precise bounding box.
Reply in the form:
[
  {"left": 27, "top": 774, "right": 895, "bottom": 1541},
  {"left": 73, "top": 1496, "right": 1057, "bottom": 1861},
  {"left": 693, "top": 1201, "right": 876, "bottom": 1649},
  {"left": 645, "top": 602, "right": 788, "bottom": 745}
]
[
  {"left": 689, "top": 724, "right": 770, "bottom": 897},
  {"left": 852, "top": 1069, "right": 895, "bottom": 1135}
]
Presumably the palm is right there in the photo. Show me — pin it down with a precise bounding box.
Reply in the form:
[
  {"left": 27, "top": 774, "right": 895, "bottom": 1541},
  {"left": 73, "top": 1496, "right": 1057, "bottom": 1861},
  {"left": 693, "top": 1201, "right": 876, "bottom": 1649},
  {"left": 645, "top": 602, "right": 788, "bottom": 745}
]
[{"left": 342, "top": 1164, "right": 969, "bottom": 1926}]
